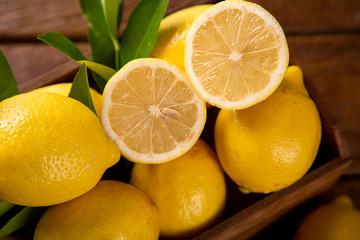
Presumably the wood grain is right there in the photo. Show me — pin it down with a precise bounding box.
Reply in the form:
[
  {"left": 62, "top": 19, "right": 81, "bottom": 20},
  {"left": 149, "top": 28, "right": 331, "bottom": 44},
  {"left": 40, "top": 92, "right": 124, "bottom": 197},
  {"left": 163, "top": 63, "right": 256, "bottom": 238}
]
[
  {"left": 252, "top": 0, "right": 360, "bottom": 34},
  {"left": 0, "top": 0, "right": 218, "bottom": 41},
  {"left": 1, "top": 0, "right": 360, "bottom": 41},
  {"left": 0, "top": 0, "right": 87, "bottom": 41},
  {"left": 0, "top": 43, "right": 89, "bottom": 88}
]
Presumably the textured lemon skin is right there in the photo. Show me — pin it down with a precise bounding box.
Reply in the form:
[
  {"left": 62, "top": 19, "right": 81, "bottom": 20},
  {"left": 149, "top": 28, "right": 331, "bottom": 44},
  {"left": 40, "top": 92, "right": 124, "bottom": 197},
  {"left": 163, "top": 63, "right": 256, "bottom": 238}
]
[
  {"left": 0, "top": 92, "right": 120, "bottom": 206},
  {"left": 295, "top": 195, "right": 360, "bottom": 240},
  {"left": 32, "top": 83, "right": 103, "bottom": 116},
  {"left": 150, "top": 4, "right": 212, "bottom": 71},
  {"left": 34, "top": 180, "right": 160, "bottom": 240},
  {"left": 214, "top": 66, "right": 321, "bottom": 193},
  {"left": 130, "top": 139, "right": 226, "bottom": 239}
]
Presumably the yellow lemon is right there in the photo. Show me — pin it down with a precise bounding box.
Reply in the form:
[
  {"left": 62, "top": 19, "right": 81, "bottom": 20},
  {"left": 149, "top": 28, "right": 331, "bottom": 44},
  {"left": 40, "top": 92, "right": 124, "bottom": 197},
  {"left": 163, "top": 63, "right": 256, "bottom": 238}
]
[
  {"left": 184, "top": 0, "right": 289, "bottom": 109},
  {"left": 34, "top": 180, "right": 160, "bottom": 240},
  {"left": 101, "top": 58, "right": 206, "bottom": 164},
  {"left": 0, "top": 92, "right": 120, "bottom": 206},
  {"left": 214, "top": 66, "right": 321, "bottom": 193},
  {"left": 32, "top": 83, "right": 102, "bottom": 116},
  {"left": 151, "top": 4, "right": 212, "bottom": 71},
  {"left": 295, "top": 195, "right": 360, "bottom": 240},
  {"left": 130, "top": 139, "right": 226, "bottom": 239}
]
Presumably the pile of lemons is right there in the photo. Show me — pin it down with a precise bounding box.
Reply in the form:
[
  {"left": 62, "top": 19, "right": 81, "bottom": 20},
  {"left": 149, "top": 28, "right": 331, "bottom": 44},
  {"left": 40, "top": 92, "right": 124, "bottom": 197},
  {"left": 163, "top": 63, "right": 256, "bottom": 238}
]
[{"left": 0, "top": 1, "right": 323, "bottom": 239}]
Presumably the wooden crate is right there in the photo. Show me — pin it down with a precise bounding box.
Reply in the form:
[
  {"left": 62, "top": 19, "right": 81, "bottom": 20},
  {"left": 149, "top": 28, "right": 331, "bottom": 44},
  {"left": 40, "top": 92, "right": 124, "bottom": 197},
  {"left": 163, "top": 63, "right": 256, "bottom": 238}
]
[
  {"left": 16, "top": 3, "right": 351, "bottom": 240},
  {"left": 17, "top": 50, "right": 352, "bottom": 240}
]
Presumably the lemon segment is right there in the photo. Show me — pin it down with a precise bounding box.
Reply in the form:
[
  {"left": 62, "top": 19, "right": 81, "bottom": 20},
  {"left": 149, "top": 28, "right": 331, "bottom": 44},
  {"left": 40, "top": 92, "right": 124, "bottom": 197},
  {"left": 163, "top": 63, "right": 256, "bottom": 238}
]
[
  {"left": 101, "top": 58, "right": 206, "bottom": 163},
  {"left": 185, "top": 0, "right": 289, "bottom": 109}
]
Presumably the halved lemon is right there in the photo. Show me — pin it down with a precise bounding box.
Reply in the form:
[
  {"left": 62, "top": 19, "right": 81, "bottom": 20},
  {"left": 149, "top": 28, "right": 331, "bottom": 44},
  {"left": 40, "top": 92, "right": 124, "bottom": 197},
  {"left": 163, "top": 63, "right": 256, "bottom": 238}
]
[
  {"left": 101, "top": 58, "right": 206, "bottom": 164},
  {"left": 184, "top": 0, "right": 289, "bottom": 109}
]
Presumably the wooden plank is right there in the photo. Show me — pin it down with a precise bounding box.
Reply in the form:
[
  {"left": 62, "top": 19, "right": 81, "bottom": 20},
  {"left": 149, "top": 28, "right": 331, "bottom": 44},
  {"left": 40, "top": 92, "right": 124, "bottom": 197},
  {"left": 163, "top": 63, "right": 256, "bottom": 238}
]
[
  {"left": 0, "top": 43, "right": 89, "bottom": 87},
  {"left": 0, "top": 0, "right": 218, "bottom": 84},
  {"left": 0, "top": 0, "right": 88, "bottom": 41},
  {"left": 0, "top": 0, "right": 218, "bottom": 41},
  {"left": 252, "top": 0, "right": 360, "bottom": 34},
  {"left": 1, "top": 0, "right": 360, "bottom": 41}
]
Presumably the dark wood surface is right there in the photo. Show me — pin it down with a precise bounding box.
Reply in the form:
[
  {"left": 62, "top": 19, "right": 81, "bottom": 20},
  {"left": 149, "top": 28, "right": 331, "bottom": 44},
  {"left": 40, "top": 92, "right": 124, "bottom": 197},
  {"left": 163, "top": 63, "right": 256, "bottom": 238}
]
[{"left": 1, "top": 0, "right": 359, "bottom": 239}]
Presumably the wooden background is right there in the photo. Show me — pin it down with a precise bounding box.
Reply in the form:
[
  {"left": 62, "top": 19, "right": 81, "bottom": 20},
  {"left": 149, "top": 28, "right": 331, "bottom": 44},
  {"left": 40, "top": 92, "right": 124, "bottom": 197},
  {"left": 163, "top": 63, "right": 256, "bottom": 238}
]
[{"left": 1, "top": 0, "right": 359, "bottom": 239}]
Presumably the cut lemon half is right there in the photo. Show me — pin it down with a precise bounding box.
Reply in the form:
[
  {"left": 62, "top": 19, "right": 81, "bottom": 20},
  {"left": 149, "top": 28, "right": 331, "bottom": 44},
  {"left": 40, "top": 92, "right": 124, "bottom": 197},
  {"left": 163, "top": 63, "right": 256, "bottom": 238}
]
[
  {"left": 184, "top": 0, "right": 289, "bottom": 109},
  {"left": 101, "top": 58, "right": 207, "bottom": 164}
]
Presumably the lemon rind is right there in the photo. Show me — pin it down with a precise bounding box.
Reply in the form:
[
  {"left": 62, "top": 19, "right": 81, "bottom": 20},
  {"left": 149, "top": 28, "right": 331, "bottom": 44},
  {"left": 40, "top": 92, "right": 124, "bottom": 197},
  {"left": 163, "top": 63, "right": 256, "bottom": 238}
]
[
  {"left": 184, "top": 0, "right": 289, "bottom": 110},
  {"left": 101, "top": 58, "right": 207, "bottom": 164}
]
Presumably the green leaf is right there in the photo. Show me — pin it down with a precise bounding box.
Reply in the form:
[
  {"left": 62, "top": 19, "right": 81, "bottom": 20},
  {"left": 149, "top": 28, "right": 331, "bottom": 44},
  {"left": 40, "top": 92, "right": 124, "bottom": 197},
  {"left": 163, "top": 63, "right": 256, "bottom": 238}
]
[
  {"left": 0, "top": 207, "right": 44, "bottom": 239},
  {"left": 80, "top": 0, "right": 123, "bottom": 69},
  {"left": 115, "top": 0, "right": 124, "bottom": 68},
  {"left": 120, "top": 0, "right": 168, "bottom": 67},
  {"left": 103, "top": 0, "right": 122, "bottom": 40},
  {"left": 88, "top": 25, "right": 115, "bottom": 68},
  {"left": 0, "top": 200, "right": 15, "bottom": 217},
  {"left": 37, "top": 32, "right": 114, "bottom": 89},
  {"left": 90, "top": 72, "right": 107, "bottom": 93},
  {"left": 78, "top": 60, "right": 116, "bottom": 82},
  {"left": 0, "top": 50, "right": 19, "bottom": 102},
  {"left": 79, "top": 0, "right": 112, "bottom": 38},
  {"left": 68, "top": 64, "right": 97, "bottom": 116},
  {"left": 37, "top": 32, "right": 86, "bottom": 61}
]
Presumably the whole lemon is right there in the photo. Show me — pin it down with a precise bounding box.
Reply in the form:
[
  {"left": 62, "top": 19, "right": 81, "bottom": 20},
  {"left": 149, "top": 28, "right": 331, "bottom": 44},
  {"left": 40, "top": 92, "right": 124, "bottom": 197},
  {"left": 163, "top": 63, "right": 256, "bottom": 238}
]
[
  {"left": 214, "top": 66, "right": 321, "bottom": 193},
  {"left": 150, "top": 4, "right": 212, "bottom": 71},
  {"left": 0, "top": 92, "right": 120, "bottom": 206},
  {"left": 32, "top": 83, "right": 102, "bottom": 116},
  {"left": 34, "top": 180, "right": 160, "bottom": 240},
  {"left": 295, "top": 195, "right": 360, "bottom": 240},
  {"left": 130, "top": 139, "right": 226, "bottom": 239}
]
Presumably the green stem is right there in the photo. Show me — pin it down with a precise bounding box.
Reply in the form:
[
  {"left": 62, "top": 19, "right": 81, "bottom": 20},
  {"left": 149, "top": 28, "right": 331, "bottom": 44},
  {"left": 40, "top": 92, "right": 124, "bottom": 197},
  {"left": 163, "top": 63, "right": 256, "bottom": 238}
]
[{"left": 113, "top": 39, "right": 120, "bottom": 70}]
